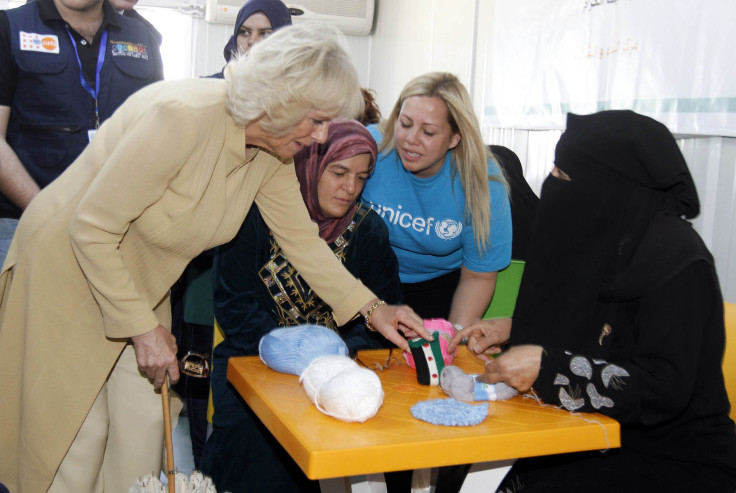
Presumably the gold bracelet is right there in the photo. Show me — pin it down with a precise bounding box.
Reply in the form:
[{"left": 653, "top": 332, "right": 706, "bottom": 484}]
[{"left": 364, "top": 299, "right": 386, "bottom": 332}]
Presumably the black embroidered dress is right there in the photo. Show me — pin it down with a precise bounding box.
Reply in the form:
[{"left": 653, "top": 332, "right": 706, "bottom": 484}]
[{"left": 502, "top": 111, "right": 736, "bottom": 492}]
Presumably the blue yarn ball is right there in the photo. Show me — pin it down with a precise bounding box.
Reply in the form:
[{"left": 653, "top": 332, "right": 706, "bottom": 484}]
[{"left": 258, "top": 325, "right": 349, "bottom": 375}]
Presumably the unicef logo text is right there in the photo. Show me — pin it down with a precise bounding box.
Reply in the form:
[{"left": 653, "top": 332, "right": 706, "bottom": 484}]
[
  {"left": 366, "top": 201, "right": 463, "bottom": 240},
  {"left": 435, "top": 219, "right": 462, "bottom": 240}
]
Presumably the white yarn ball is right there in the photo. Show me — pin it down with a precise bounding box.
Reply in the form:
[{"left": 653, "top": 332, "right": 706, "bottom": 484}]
[
  {"left": 300, "top": 355, "right": 359, "bottom": 401},
  {"left": 315, "top": 367, "right": 384, "bottom": 423}
]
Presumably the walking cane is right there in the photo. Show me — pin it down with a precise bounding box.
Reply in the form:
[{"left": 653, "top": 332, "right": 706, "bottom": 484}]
[{"left": 162, "top": 374, "right": 176, "bottom": 493}]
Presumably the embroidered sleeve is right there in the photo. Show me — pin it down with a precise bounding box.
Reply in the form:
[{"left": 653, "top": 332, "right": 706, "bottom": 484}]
[
  {"left": 536, "top": 348, "right": 635, "bottom": 417},
  {"left": 532, "top": 264, "right": 719, "bottom": 426}
]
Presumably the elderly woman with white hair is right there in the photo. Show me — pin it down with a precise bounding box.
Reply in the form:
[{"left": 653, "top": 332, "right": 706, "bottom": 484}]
[{"left": 0, "top": 24, "right": 429, "bottom": 493}]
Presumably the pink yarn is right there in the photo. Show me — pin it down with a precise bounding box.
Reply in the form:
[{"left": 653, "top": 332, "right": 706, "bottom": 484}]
[{"left": 403, "top": 318, "right": 457, "bottom": 368}]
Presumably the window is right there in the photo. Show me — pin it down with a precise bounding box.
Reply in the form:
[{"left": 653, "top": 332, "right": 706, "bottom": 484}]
[{"left": 136, "top": 6, "right": 195, "bottom": 80}]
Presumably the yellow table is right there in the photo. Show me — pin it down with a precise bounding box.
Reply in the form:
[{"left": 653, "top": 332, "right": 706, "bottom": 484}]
[{"left": 227, "top": 347, "right": 620, "bottom": 491}]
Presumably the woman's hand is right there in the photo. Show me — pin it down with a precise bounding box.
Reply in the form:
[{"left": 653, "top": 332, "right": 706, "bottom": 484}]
[
  {"left": 131, "top": 324, "right": 180, "bottom": 389},
  {"left": 448, "top": 317, "right": 512, "bottom": 362},
  {"left": 361, "top": 299, "right": 431, "bottom": 351},
  {"left": 480, "top": 344, "right": 543, "bottom": 392}
]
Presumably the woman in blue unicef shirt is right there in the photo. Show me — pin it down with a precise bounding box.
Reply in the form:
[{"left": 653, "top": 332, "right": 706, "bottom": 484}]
[{"left": 361, "top": 72, "right": 512, "bottom": 332}]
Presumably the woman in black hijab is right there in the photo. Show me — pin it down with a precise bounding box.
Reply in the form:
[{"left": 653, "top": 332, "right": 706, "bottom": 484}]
[{"left": 451, "top": 110, "right": 736, "bottom": 492}]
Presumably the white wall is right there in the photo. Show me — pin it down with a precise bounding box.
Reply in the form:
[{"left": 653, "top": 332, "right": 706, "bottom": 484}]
[
  {"left": 366, "top": 0, "right": 479, "bottom": 117},
  {"left": 186, "top": 0, "right": 484, "bottom": 114}
]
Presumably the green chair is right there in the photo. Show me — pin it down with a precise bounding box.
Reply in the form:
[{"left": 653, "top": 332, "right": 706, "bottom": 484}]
[{"left": 482, "top": 259, "right": 525, "bottom": 319}]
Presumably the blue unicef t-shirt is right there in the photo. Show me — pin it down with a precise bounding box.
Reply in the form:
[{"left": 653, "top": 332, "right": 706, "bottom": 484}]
[{"left": 361, "top": 124, "right": 512, "bottom": 283}]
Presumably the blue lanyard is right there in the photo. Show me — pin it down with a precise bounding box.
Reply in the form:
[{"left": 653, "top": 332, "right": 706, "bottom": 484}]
[{"left": 65, "top": 28, "right": 108, "bottom": 129}]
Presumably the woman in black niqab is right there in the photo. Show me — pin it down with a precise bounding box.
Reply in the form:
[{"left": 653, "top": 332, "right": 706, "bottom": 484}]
[
  {"left": 511, "top": 109, "right": 706, "bottom": 351},
  {"left": 470, "top": 110, "right": 736, "bottom": 492}
]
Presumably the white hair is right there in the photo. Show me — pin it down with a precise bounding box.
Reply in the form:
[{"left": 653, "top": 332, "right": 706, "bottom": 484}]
[{"left": 225, "top": 23, "right": 364, "bottom": 136}]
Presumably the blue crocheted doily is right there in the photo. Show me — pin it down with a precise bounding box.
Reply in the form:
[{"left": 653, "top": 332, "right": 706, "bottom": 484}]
[{"left": 410, "top": 398, "right": 489, "bottom": 426}]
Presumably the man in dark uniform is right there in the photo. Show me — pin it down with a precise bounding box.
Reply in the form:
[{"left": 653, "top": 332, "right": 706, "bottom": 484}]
[{"left": 0, "top": 0, "right": 163, "bottom": 267}]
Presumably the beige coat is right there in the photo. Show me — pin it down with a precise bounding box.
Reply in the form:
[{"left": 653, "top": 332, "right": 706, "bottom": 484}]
[{"left": 0, "top": 78, "right": 374, "bottom": 492}]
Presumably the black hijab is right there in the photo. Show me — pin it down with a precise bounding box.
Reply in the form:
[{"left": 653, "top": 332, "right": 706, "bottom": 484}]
[
  {"left": 490, "top": 145, "right": 539, "bottom": 260},
  {"left": 510, "top": 110, "right": 712, "bottom": 348}
]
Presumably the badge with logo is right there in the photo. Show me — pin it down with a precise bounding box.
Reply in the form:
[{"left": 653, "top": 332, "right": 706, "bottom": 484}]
[
  {"left": 19, "top": 31, "right": 59, "bottom": 54},
  {"left": 111, "top": 41, "right": 149, "bottom": 60}
]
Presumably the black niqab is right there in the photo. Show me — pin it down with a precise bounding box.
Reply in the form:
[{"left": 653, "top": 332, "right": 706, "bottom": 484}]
[{"left": 510, "top": 110, "right": 711, "bottom": 348}]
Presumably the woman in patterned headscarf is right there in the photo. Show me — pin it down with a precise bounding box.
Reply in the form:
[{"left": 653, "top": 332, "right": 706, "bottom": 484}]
[
  {"left": 200, "top": 119, "right": 402, "bottom": 493},
  {"left": 451, "top": 110, "right": 736, "bottom": 492}
]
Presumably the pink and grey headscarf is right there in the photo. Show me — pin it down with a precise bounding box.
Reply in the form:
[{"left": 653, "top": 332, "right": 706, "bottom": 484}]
[{"left": 294, "top": 119, "right": 378, "bottom": 244}]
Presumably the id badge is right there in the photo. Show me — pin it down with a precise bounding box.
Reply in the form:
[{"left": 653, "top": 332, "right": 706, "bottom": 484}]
[{"left": 88, "top": 129, "right": 97, "bottom": 142}]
